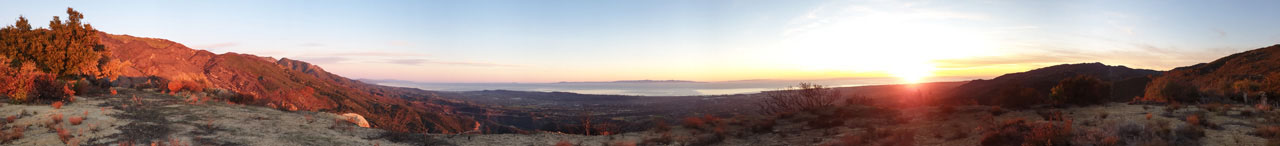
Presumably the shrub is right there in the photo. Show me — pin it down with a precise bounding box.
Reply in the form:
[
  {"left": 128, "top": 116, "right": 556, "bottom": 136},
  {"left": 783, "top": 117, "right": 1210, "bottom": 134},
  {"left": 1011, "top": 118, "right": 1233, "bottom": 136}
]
[
  {"left": 651, "top": 119, "right": 670, "bottom": 132},
  {"left": 1144, "top": 78, "right": 1199, "bottom": 103},
  {"left": 555, "top": 140, "right": 574, "bottom": 146},
  {"left": 1186, "top": 114, "right": 1200, "bottom": 127},
  {"left": 682, "top": 117, "right": 705, "bottom": 129},
  {"left": 1254, "top": 125, "right": 1280, "bottom": 138},
  {"left": 32, "top": 74, "right": 74, "bottom": 102},
  {"left": 1173, "top": 125, "right": 1205, "bottom": 141},
  {"left": 1050, "top": 75, "right": 1112, "bottom": 105},
  {"left": 56, "top": 126, "right": 70, "bottom": 143},
  {"left": 52, "top": 101, "right": 63, "bottom": 109},
  {"left": 980, "top": 118, "right": 1073, "bottom": 146},
  {"left": 0, "top": 61, "right": 38, "bottom": 103},
  {"left": 69, "top": 116, "right": 83, "bottom": 125},
  {"left": 756, "top": 83, "right": 841, "bottom": 114},
  {"left": 607, "top": 140, "right": 635, "bottom": 146},
  {"left": 51, "top": 113, "right": 63, "bottom": 124},
  {"left": 1100, "top": 136, "right": 1119, "bottom": 146},
  {"left": 748, "top": 118, "right": 775, "bottom": 133},
  {"left": 990, "top": 106, "right": 1006, "bottom": 116}
]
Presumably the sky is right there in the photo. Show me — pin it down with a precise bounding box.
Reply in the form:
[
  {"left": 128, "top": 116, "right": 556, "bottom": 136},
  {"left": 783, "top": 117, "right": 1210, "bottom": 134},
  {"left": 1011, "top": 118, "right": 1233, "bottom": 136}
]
[{"left": 4, "top": 0, "right": 1280, "bottom": 83}]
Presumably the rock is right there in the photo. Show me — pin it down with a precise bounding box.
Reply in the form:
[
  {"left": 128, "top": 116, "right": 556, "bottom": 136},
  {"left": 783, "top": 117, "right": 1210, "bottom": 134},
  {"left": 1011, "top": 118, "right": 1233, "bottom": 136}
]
[{"left": 341, "top": 113, "right": 371, "bottom": 128}]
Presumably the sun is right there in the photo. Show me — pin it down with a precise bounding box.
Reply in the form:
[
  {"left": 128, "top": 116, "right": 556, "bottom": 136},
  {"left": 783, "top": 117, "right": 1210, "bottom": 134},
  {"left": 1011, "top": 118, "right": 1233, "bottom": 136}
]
[{"left": 887, "top": 62, "right": 935, "bottom": 84}]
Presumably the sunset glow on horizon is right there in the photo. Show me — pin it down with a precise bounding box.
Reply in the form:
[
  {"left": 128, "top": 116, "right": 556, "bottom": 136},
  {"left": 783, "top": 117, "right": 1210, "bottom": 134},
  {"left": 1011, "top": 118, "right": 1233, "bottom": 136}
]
[{"left": 5, "top": 0, "right": 1279, "bottom": 83}]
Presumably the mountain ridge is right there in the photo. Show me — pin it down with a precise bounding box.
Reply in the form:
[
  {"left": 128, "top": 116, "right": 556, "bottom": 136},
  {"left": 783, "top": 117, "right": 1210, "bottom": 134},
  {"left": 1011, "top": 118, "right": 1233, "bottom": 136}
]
[{"left": 97, "top": 32, "right": 487, "bottom": 133}]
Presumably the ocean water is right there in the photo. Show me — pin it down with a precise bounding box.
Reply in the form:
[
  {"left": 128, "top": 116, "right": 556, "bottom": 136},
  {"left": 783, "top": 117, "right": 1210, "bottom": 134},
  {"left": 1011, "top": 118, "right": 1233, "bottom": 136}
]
[{"left": 371, "top": 77, "right": 977, "bottom": 96}]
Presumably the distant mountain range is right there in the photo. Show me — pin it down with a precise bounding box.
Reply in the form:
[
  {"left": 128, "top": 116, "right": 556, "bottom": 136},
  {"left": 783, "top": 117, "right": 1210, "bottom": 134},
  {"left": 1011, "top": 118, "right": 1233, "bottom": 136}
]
[{"left": 555, "top": 80, "right": 704, "bottom": 84}]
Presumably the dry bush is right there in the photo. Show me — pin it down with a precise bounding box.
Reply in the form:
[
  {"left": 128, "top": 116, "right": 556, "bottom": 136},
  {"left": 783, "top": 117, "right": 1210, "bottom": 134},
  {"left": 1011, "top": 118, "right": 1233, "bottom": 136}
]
[
  {"left": 829, "top": 127, "right": 915, "bottom": 146},
  {"left": 0, "top": 61, "right": 38, "bottom": 103},
  {"left": 1050, "top": 75, "right": 1112, "bottom": 105},
  {"left": 747, "top": 118, "right": 775, "bottom": 134},
  {"left": 979, "top": 118, "right": 1074, "bottom": 146},
  {"left": 32, "top": 74, "right": 74, "bottom": 102},
  {"left": 51, "top": 113, "right": 63, "bottom": 124},
  {"left": 1144, "top": 78, "right": 1200, "bottom": 103},
  {"left": 1255, "top": 125, "right": 1280, "bottom": 138},
  {"left": 607, "top": 140, "right": 635, "bottom": 146},
  {"left": 651, "top": 118, "right": 670, "bottom": 132},
  {"left": 69, "top": 116, "right": 83, "bottom": 125},
  {"left": 639, "top": 132, "right": 673, "bottom": 145},
  {"left": 1100, "top": 136, "right": 1119, "bottom": 146},
  {"left": 990, "top": 106, "right": 1006, "bottom": 116},
  {"left": 555, "top": 140, "right": 574, "bottom": 146},
  {"left": 1146, "top": 113, "right": 1153, "bottom": 120},
  {"left": 756, "top": 83, "right": 840, "bottom": 114},
  {"left": 56, "top": 126, "right": 70, "bottom": 143},
  {"left": 1186, "top": 114, "right": 1200, "bottom": 127},
  {"left": 682, "top": 116, "right": 705, "bottom": 129}
]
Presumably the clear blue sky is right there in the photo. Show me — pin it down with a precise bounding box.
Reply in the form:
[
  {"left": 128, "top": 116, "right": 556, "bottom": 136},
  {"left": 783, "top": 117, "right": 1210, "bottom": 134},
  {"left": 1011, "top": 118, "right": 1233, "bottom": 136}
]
[{"left": 4, "top": 0, "right": 1279, "bottom": 83}]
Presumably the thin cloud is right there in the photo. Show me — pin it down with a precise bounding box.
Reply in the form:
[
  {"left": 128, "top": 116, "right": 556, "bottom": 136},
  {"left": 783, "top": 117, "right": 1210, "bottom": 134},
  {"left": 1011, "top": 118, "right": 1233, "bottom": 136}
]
[
  {"left": 385, "top": 58, "right": 519, "bottom": 67},
  {"left": 388, "top": 59, "right": 428, "bottom": 65},
  {"left": 303, "top": 51, "right": 430, "bottom": 57},
  {"left": 190, "top": 42, "right": 237, "bottom": 49},
  {"left": 293, "top": 56, "right": 349, "bottom": 64},
  {"left": 299, "top": 43, "right": 324, "bottom": 47}
]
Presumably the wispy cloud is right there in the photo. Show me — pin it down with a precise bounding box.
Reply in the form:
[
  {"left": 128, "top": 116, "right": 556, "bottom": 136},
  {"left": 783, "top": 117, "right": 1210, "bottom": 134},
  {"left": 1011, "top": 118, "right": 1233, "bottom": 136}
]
[
  {"left": 190, "top": 42, "right": 237, "bottom": 49},
  {"left": 299, "top": 43, "right": 324, "bottom": 47},
  {"left": 302, "top": 51, "right": 430, "bottom": 57},
  {"left": 384, "top": 58, "right": 519, "bottom": 67},
  {"left": 293, "top": 56, "right": 349, "bottom": 64}
]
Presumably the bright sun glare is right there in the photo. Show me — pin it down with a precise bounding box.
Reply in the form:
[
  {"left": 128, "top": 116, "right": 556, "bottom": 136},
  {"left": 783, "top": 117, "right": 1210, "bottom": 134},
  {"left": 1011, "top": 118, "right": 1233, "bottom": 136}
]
[{"left": 779, "top": 11, "right": 994, "bottom": 84}]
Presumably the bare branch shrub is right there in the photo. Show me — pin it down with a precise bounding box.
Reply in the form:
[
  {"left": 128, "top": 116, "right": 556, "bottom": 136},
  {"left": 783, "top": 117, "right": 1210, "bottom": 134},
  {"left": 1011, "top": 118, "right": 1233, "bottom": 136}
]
[{"left": 755, "top": 83, "right": 840, "bottom": 115}]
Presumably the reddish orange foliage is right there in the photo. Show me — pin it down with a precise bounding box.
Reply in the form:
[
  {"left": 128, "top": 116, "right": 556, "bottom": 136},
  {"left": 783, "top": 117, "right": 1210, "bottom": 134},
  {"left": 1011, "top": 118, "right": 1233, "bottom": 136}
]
[
  {"left": 555, "top": 140, "right": 574, "bottom": 146},
  {"left": 51, "top": 113, "right": 63, "bottom": 124},
  {"left": 56, "top": 126, "right": 70, "bottom": 143},
  {"left": 52, "top": 101, "right": 63, "bottom": 109},
  {"left": 1146, "top": 113, "right": 1153, "bottom": 120},
  {"left": 681, "top": 117, "right": 705, "bottom": 129},
  {"left": 69, "top": 116, "right": 84, "bottom": 125},
  {"left": 1187, "top": 114, "right": 1201, "bottom": 126}
]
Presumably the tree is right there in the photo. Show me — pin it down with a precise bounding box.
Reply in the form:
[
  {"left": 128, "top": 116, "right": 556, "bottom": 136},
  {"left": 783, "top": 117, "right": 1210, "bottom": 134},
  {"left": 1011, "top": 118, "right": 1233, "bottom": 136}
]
[
  {"left": 0, "top": 8, "right": 106, "bottom": 78},
  {"left": 1144, "top": 78, "right": 1199, "bottom": 103},
  {"left": 1050, "top": 75, "right": 1112, "bottom": 105},
  {"left": 756, "top": 83, "right": 841, "bottom": 114}
]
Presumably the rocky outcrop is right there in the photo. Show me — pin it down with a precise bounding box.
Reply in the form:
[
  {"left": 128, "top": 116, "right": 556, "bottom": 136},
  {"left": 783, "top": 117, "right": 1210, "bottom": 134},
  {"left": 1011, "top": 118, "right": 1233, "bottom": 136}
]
[{"left": 341, "top": 113, "right": 372, "bottom": 128}]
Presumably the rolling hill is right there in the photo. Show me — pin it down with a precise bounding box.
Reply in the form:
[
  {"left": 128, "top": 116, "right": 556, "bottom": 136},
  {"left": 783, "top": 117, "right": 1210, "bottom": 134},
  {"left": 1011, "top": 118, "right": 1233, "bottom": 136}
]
[
  {"left": 97, "top": 32, "right": 487, "bottom": 133},
  {"left": 947, "top": 62, "right": 1161, "bottom": 108},
  {"left": 1144, "top": 44, "right": 1280, "bottom": 101}
]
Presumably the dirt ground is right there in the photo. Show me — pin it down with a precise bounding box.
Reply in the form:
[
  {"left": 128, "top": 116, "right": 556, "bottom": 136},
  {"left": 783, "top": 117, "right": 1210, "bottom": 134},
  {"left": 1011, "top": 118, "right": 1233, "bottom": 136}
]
[{"left": 0, "top": 88, "right": 437, "bottom": 146}]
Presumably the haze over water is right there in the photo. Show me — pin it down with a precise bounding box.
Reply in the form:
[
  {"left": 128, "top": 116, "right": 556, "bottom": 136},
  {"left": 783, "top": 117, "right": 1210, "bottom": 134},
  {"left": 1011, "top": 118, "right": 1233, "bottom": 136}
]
[{"left": 370, "top": 76, "right": 977, "bottom": 96}]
